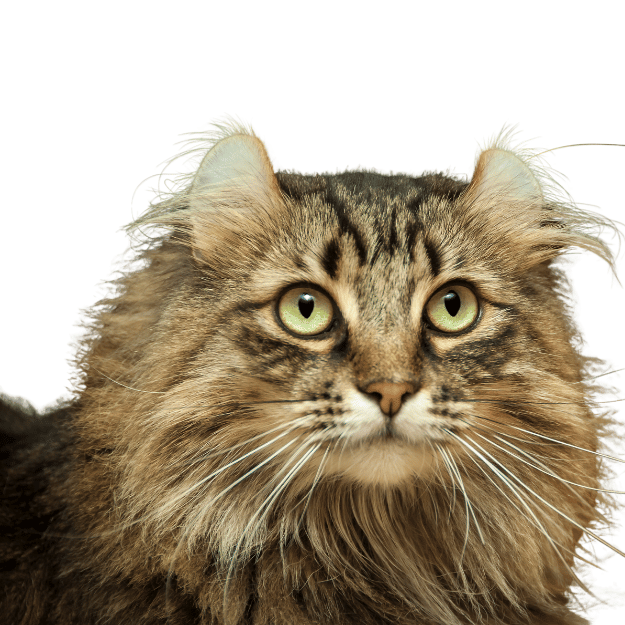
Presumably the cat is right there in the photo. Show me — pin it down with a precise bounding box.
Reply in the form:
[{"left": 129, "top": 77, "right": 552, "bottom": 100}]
[{"left": 0, "top": 123, "right": 620, "bottom": 625}]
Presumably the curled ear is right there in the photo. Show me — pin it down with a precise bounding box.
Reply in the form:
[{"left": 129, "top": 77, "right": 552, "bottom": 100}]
[
  {"left": 190, "top": 132, "right": 281, "bottom": 209},
  {"left": 458, "top": 147, "right": 568, "bottom": 271},
  {"left": 186, "top": 130, "right": 285, "bottom": 266},
  {"left": 467, "top": 148, "right": 543, "bottom": 205}
]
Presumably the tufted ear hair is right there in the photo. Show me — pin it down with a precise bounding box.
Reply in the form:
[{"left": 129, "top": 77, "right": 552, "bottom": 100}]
[
  {"left": 456, "top": 146, "right": 568, "bottom": 271},
  {"left": 184, "top": 130, "right": 286, "bottom": 269},
  {"left": 189, "top": 132, "right": 281, "bottom": 210},
  {"left": 467, "top": 148, "right": 543, "bottom": 205},
  {"left": 454, "top": 143, "right": 613, "bottom": 273}
]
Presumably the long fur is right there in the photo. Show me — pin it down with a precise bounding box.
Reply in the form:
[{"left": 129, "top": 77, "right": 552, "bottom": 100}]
[{"left": 0, "top": 124, "right": 620, "bottom": 624}]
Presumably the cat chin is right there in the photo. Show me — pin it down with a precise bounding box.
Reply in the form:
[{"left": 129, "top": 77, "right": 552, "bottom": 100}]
[{"left": 323, "top": 439, "right": 437, "bottom": 487}]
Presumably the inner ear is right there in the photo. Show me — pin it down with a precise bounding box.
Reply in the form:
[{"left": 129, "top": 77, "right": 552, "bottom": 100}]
[
  {"left": 468, "top": 148, "right": 543, "bottom": 204},
  {"left": 190, "top": 132, "right": 281, "bottom": 206},
  {"left": 185, "top": 130, "right": 285, "bottom": 268}
]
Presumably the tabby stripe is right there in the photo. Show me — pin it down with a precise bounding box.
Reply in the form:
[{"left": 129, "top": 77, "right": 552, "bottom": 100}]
[
  {"left": 447, "top": 325, "right": 517, "bottom": 369},
  {"left": 348, "top": 227, "right": 368, "bottom": 267},
  {"left": 422, "top": 325, "right": 516, "bottom": 369},
  {"left": 321, "top": 238, "right": 341, "bottom": 280},
  {"left": 405, "top": 218, "right": 419, "bottom": 261},
  {"left": 405, "top": 193, "right": 424, "bottom": 215},
  {"left": 423, "top": 238, "right": 441, "bottom": 276},
  {"left": 293, "top": 254, "right": 307, "bottom": 270},
  {"left": 388, "top": 207, "right": 398, "bottom": 255},
  {"left": 234, "top": 326, "right": 294, "bottom": 357},
  {"left": 325, "top": 187, "right": 367, "bottom": 267},
  {"left": 368, "top": 237, "right": 383, "bottom": 267}
]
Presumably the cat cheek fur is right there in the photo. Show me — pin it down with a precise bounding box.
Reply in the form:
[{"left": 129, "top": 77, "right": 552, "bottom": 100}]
[{"left": 0, "top": 123, "right": 618, "bottom": 625}]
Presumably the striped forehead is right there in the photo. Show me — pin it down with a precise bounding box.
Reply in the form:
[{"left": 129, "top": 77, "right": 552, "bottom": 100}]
[
  {"left": 317, "top": 185, "right": 442, "bottom": 280},
  {"left": 302, "top": 184, "right": 448, "bottom": 329}
]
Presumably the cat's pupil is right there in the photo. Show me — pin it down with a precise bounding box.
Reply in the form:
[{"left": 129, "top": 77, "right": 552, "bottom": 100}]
[
  {"left": 298, "top": 294, "right": 315, "bottom": 319},
  {"left": 444, "top": 291, "right": 461, "bottom": 317}
]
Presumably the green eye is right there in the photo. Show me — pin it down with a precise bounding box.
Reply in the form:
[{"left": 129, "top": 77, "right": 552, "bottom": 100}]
[
  {"left": 278, "top": 286, "right": 334, "bottom": 336},
  {"left": 426, "top": 284, "right": 479, "bottom": 333}
]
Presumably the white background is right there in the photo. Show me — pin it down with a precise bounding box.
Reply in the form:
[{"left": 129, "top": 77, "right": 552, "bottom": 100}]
[{"left": 1, "top": 2, "right": 623, "bottom": 622}]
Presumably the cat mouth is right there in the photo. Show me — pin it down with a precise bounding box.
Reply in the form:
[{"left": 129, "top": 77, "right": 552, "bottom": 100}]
[
  {"left": 361, "top": 420, "right": 418, "bottom": 446},
  {"left": 382, "top": 421, "right": 400, "bottom": 440},
  {"left": 324, "top": 427, "right": 437, "bottom": 484},
  {"left": 347, "top": 413, "right": 453, "bottom": 449}
]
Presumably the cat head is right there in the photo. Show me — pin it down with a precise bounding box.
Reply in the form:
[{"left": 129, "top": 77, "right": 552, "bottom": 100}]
[
  {"left": 128, "top": 126, "right": 608, "bottom": 483},
  {"left": 75, "top": 125, "right": 614, "bottom": 624}
]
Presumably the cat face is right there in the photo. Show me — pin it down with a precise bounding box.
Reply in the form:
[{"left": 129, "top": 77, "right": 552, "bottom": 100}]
[
  {"left": 152, "top": 141, "right": 598, "bottom": 493},
  {"left": 209, "top": 176, "right": 511, "bottom": 487}
]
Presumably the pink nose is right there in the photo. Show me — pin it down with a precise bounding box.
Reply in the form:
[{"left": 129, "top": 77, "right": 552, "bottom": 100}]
[{"left": 363, "top": 381, "right": 416, "bottom": 417}]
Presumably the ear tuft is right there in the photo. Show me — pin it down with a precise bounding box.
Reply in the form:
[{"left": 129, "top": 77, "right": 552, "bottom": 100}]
[
  {"left": 468, "top": 148, "right": 543, "bottom": 204},
  {"left": 190, "top": 132, "right": 280, "bottom": 205},
  {"left": 182, "top": 129, "right": 285, "bottom": 270}
]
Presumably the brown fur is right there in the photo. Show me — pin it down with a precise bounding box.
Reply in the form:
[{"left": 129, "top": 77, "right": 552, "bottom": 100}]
[{"left": 0, "top": 125, "right": 618, "bottom": 624}]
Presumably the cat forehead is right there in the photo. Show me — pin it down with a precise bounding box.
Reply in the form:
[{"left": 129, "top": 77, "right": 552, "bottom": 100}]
[
  {"left": 273, "top": 171, "right": 470, "bottom": 274},
  {"left": 276, "top": 170, "right": 467, "bottom": 208},
  {"left": 275, "top": 171, "right": 468, "bottom": 254}
]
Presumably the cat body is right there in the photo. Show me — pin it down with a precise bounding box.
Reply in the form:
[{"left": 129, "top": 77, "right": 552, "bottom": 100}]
[{"left": 0, "top": 126, "right": 615, "bottom": 624}]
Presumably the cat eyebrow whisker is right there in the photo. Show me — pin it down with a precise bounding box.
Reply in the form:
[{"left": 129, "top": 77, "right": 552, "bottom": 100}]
[{"left": 531, "top": 143, "right": 625, "bottom": 158}]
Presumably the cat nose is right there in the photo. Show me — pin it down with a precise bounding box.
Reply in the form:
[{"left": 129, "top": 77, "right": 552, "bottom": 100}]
[{"left": 363, "top": 381, "right": 416, "bottom": 417}]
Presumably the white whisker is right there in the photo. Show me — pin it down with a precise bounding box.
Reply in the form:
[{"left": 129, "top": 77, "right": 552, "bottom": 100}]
[
  {"left": 453, "top": 431, "right": 625, "bottom": 560},
  {"left": 437, "top": 444, "right": 484, "bottom": 564},
  {"left": 165, "top": 434, "right": 311, "bottom": 621},
  {"left": 182, "top": 432, "right": 304, "bottom": 514},
  {"left": 290, "top": 441, "right": 332, "bottom": 536},
  {"left": 172, "top": 414, "right": 315, "bottom": 468},
  {"left": 234, "top": 440, "right": 323, "bottom": 558},
  {"left": 445, "top": 430, "right": 588, "bottom": 588},
  {"left": 474, "top": 426, "right": 625, "bottom": 496},
  {"left": 468, "top": 413, "right": 625, "bottom": 463},
  {"left": 435, "top": 444, "right": 458, "bottom": 520},
  {"left": 223, "top": 440, "right": 323, "bottom": 607}
]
